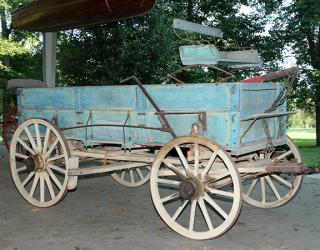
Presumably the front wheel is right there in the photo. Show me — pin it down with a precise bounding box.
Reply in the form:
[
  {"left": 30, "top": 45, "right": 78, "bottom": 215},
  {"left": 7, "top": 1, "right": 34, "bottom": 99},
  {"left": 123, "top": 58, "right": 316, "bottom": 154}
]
[{"left": 150, "top": 136, "right": 242, "bottom": 240}]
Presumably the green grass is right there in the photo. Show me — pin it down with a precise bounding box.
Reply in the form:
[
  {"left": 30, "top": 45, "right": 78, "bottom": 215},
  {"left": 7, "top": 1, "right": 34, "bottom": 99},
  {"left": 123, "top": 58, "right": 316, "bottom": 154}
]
[{"left": 287, "top": 128, "right": 320, "bottom": 167}]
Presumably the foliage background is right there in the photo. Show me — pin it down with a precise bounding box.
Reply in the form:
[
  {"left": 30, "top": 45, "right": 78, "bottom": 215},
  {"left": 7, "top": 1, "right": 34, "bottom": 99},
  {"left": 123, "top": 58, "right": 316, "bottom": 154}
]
[{"left": 0, "top": 0, "right": 319, "bottom": 145}]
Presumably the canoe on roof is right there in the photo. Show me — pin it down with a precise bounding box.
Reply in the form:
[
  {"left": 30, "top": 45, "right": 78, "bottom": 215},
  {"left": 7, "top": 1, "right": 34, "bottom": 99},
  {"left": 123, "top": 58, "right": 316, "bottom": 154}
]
[{"left": 12, "top": 0, "right": 157, "bottom": 32}]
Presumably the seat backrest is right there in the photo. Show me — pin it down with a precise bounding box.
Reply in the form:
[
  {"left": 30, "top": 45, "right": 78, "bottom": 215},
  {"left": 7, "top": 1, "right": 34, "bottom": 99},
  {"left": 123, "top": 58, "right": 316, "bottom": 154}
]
[
  {"left": 173, "top": 19, "right": 223, "bottom": 38},
  {"left": 179, "top": 45, "right": 221, "bottom": 65}
]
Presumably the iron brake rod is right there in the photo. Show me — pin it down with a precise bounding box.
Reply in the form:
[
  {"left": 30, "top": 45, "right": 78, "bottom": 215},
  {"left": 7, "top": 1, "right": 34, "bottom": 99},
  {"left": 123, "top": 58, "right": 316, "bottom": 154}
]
[
  {"left": 120, "top": 76, "right": 177, "bottom": 138},
  {"left": 60, "top": 124, "right": 169, "bottom": 132}
]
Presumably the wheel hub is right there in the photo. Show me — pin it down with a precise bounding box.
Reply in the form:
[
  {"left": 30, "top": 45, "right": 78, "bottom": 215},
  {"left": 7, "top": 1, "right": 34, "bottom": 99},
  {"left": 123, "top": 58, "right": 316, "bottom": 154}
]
[
  {"left": 179, "top": 177, "right": 204, "bottom": 200},
  {"left": 26, "top": 155, "right": 45, "bottom": 172}
]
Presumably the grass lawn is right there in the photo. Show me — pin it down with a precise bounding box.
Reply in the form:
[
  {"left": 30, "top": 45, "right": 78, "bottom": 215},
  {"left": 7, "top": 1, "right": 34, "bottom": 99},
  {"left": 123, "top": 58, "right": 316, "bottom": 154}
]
[{"left": 287, "top": 128, "right": 320, "bottom": 168}]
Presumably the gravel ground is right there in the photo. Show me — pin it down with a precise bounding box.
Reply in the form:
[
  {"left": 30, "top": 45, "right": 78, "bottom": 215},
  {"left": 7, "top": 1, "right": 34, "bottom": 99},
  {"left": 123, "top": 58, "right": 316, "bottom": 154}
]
[{"left": 0, "top": 145, "right": 319, "bottom": 250}]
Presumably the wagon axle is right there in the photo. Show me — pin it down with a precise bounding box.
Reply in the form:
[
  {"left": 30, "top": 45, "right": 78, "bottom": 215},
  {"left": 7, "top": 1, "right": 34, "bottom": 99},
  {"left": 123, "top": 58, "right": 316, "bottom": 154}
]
[
  {"left": 25, "top": 155, "right": 46, "bottom": 173},
  {"left": 179, "top": 177, "right": 204, "bottom": 200}
]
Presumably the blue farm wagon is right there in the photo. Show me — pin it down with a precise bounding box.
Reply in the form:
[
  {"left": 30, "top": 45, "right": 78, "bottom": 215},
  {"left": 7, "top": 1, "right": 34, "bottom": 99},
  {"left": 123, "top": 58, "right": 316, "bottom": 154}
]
[
  {"left": 8, "top": 16, "right": 306, "bottom": 240},
  {"left": 9, "top": 76, "right": 305, "bottom": 240}
]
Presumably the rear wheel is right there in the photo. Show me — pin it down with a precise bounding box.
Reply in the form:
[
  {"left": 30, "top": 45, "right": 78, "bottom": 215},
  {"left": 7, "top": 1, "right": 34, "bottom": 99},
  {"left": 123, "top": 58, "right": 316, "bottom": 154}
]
[
  {"left": 242, "top": 136, "right": 304, "bottom": 208},
  {"left": 10, "top": 119, "right": 70, "bottom": 207}
]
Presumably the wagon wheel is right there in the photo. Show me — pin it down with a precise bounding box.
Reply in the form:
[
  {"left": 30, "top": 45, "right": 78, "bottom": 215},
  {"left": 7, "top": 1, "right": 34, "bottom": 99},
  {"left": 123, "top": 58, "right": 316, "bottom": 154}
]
[
  {"left": 10, "top": 119, "right": 70, "bottom": 208},
  {"left": 150, "top": 136, "right": 242, "bottom": 240},
  {"left": 242, "top": 136, "right": 304, "bottom": 208},
  {"left": 3, "top": 107, "right": 18, "bottom": 152},
  {"left": 111, "top": 165, "right": 151, "bottom": 188}
]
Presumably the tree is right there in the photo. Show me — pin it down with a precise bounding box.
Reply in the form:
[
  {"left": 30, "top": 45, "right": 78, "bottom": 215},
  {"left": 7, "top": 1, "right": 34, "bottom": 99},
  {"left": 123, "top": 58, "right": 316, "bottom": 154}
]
[
  {"left": 271, "top": 0, "right": 320, "bottom": 145},
  {"left": 57, "top": 0, "right": 276, "bottom": 86},
  {"left": 0, "top": 0, "right": 42, "bottom": 87}
]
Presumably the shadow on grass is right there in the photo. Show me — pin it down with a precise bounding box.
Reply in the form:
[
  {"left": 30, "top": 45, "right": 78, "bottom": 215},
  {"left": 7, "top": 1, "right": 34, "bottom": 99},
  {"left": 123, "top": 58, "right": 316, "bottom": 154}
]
[
  {"left": 293, "top": 138, "right": 320, "bottom": 167},
  {"left": 294, "top": 139, "right": 317, "bottom": 148}
]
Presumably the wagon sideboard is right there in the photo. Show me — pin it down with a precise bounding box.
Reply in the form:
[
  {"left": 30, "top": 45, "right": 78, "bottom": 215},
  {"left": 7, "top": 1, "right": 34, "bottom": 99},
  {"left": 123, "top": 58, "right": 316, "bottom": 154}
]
[{"left": 17, "top": 82, "right": 287, "bottom": 155}]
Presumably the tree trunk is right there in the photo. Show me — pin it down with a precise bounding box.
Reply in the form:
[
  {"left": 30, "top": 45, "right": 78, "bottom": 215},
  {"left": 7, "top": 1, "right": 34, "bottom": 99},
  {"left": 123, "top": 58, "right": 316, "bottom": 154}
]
[{"left": 186, "top": 0, "right": 193, "bottom": 21}]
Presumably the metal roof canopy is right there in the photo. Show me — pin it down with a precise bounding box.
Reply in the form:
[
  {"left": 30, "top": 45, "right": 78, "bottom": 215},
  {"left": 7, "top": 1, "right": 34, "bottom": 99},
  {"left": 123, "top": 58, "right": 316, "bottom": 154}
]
[{"left": 11, "top": 0, "right": 157, "bottom": 87}]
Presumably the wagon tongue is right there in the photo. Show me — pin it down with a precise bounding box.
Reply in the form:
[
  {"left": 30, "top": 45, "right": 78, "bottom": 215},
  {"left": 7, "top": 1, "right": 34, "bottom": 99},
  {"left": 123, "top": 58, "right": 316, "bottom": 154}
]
[
  {"left": 11, "top": 0, "right": 157, "bottom": 32},
  {"left": 266, "top": 163, "right": 309, "bottom": 175}
]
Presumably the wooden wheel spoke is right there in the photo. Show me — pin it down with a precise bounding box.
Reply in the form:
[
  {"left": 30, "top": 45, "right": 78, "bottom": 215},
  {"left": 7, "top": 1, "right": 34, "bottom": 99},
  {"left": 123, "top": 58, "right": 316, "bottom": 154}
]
[
  {"left": 273, "top": 150, "right": 293, "bottom": 162},
  {"left": 24, "top": 127, "right": 39, "bottom": 152},
  {"left": 16, "top": 165, "right": 27, "bottom": 173},
  {"left": 162, "top": 159, "right": 186, "bottom": 179},
  {"left": 207, "top": 187, "right": 234, "bottom": 198},
  {"left": 260, "top": 177, "right": 266, "bottom": 203},
  {"left": 198, "top": 197, "right": 214, "bottom": 231},
  {"left": 201, "top": 151, "right": 217, "bottom": 179},
  {"left": 15, "top": 153, "right": 29, "bottom": 160},
  {"left": 189, "top": 200, "right": 197, "bottom": 232},
  {"left": 42, "top": 127, "right": 51, "bottom": 154},
  {"left": 34, "top": 123, "right": 42, "bottom": 153},
  {"left": 194, "top": 143, "right": 199, "bottom": 175},
  {"left": 157, "top": 178, "right": 181, "bottom": 186},
  {"left": 44, "top": 138, "right": 59, "bottom": 159},
  {"left": 129, "top": 169, "right": 134, "bottom": 183},
  {"left": 204, "top": 193, "right": 228, "bottom": 220},
  {"left": 44, "top": 172, "right": 56, "bottom": 199},
  {"left": 172, "top": 200, "right": 189, "bottom": 221},
  {"left": 47, "top": 155, "right": 65, "bottom": 163},
  {"left": 21, "top": 172, "right": 35, "bottom": 186},
  {"left": 29, "top": 173, "right": 40, "bottom": 198},
  {"left": 17, "top": 138, "right": 35, "bottom": 155},
  {"left": 47, "top": 168, "right": 63, "bottom": 190},
  {"left": 161, "top": 192, "right": 180, "bottom": 203},
  {"left": 175, "top": 146, "right": 192, "bottom": 175},
  {"left": 48, "top": 164, "right": 66, "bottom": 175},
  {"left": 245, "top": 179, "right": 258, "bottom": 197},
  {"left": 265, "top": 176, "right": 281, "bottom": 200},
  {"left": 271, "top": 174, "right": 293, "bottom": 189},
  {"left": 40, "top": 173, "right": 45, "bottom": 202},
  {"left": 136, "top": 168, "right": 145, "bottom": 180},
  {"left": 121, "top": 171, "right": 126, "bottom": 180}
]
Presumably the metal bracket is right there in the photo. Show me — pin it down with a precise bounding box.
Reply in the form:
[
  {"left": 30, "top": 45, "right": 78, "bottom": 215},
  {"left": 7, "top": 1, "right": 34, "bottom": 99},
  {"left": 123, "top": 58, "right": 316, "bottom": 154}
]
[
  {"left": 155, "top": 111, "right": 207, "bottom": 132},
  {"left": 198, "top": 112, "right": 207, "bottom": 131},
  {"left": 240, "top": 111, "right": 296, "bottom": 144}
]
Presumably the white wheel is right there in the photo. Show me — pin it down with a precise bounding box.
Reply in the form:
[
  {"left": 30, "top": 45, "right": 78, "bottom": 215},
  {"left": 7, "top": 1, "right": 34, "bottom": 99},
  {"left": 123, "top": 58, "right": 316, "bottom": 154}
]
[
  {"left": 111, "top": 165, "right": 151, "bottom": 188},
  {"left": 243, "top": 136, "right": 304, "bottom": 208},
  {"left": 10, "top": 119, "right": 70, "bottom": 208},
  {"left": 150, "top": 136, "right": 242, "bottom": 240}
]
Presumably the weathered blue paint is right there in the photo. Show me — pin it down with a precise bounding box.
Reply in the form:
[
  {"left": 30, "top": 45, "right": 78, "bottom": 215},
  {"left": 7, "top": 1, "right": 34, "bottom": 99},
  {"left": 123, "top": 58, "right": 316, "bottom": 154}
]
[
  {"left": 179, "top": 45, "right": 262, "bottom": 68},
  {"left": 18, "top": 82, "right": 287, "bottom": 155},
  {"left": 173, "top": 19, "right": 223, "bottom": 38}
]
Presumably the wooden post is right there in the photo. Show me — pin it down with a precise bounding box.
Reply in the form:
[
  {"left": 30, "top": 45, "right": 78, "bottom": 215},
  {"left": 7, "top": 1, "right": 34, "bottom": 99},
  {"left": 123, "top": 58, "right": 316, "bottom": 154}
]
[{"left": 43, "top": 32, "right": 57, "bottom": 87}]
